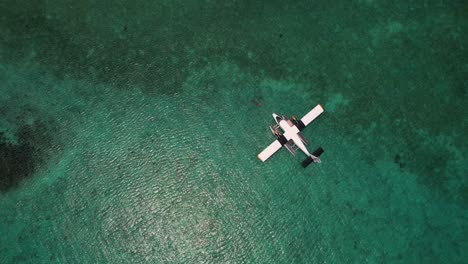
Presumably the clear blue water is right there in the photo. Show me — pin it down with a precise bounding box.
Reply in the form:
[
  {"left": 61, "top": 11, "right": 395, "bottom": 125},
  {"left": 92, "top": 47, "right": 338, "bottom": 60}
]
[{"left": 1, "top": 1, "right": 467, "bottom": 263}]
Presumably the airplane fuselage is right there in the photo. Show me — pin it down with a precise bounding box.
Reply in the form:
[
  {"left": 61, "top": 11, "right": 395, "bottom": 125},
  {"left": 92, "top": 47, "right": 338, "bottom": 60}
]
[
  {"left": 273, "top": 114, "right": 311, "bottom": 156},
  {"left": 258, "top": 105, "right": 324, "bottom": 166}
]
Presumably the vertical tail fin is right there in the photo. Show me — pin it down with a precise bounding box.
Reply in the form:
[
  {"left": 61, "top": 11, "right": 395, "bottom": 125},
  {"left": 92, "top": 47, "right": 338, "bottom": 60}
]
[{"left": 301, "top": 147, "right": 324, "bottom": 168}]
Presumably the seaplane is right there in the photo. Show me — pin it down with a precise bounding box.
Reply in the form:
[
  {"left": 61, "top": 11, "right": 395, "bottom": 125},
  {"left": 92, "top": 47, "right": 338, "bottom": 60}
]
[{"left": 257, "top": 104, "right": 325, "bottom": 168}]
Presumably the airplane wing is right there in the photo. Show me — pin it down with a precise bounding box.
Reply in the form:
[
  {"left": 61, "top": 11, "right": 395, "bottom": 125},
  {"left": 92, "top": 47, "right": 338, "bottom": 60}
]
[
  {"left": 257, "top": 140, "right": 282, "bottom": 162},
  {"left": 300, "top": 104, "right": 324, "bottom": 127}
]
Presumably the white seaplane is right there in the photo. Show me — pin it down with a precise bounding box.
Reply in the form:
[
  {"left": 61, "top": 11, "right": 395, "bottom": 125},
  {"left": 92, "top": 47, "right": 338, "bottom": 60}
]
[{"left": 257, "top": 104, "right": 325, "bottom": 168}]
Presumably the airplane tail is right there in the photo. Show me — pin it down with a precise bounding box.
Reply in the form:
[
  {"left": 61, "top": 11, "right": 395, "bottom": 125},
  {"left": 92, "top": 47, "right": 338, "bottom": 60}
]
[{"left": 301, "top": 147, "right": 324, "bottom": 168}]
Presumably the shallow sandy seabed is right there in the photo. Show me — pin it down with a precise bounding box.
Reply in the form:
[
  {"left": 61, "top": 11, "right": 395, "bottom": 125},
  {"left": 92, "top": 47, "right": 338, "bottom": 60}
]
[{"left": 0, "top": 0, "right": 466, "bottom": 263}]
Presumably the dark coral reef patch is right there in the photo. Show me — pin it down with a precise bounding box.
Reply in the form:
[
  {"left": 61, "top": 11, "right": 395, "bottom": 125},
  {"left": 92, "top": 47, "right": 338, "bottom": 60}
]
[{"left": 0, "top": 121, "right": 56, "bottom": 192}]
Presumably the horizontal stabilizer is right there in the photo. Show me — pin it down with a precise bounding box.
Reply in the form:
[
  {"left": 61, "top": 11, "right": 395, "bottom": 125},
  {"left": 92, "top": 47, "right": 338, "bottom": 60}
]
[
  {"left": 301, "top": 147, "right": 324, "bottom": 168},
  {"left": 312, "top": 147, "right": 324, "bottom": 157},
  {"left": 301, "top": 156, "right": 314, "bottom": 168}
]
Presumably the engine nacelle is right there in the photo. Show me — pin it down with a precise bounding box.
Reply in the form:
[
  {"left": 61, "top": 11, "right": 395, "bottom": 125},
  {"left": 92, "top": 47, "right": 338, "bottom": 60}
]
[
  {"left": 291, "top": 116, "right": 306, "bottom": 131},
  {"left": 274, "top": 131, "right": 288, "bottom": 145}
]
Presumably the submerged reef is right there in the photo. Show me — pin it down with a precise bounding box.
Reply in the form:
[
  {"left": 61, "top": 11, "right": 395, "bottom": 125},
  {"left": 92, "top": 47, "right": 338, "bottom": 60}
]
[{"left": 0, "top": 122, "right": 56, "bottom": 192}]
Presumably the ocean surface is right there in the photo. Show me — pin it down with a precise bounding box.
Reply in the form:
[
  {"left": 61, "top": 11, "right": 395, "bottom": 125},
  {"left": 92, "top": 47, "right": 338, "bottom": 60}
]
[{"left": 0, "top": 1, "right": 466, "bottom": 263}]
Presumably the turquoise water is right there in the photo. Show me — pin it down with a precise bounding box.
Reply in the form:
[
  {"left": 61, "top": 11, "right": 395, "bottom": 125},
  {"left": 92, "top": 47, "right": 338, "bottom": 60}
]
[{"left": 1, "top": 0, "right": 467, "bottom": 263}]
